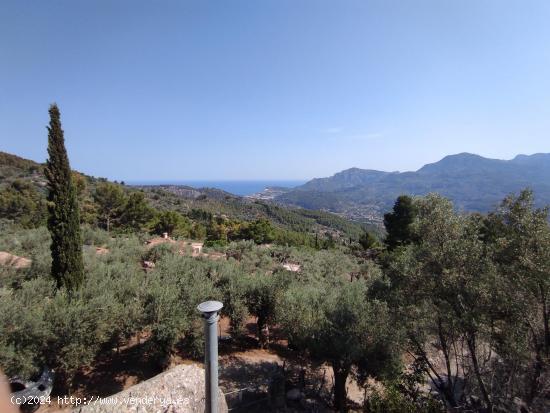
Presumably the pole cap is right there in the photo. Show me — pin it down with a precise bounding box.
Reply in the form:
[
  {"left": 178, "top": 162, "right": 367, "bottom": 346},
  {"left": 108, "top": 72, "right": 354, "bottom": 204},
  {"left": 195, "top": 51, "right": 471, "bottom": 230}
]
[{"left": 197, "top": 300, "right": 223, "bottom": 314}]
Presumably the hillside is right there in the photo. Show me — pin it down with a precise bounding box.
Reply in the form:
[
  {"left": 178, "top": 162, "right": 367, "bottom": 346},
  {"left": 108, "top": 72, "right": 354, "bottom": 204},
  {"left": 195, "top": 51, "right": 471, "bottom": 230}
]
[
  {"left": 134, "top": 184, "right": 371, "bottom": 238},
  {"left": 0, "top": 151, "right": 45, "bottom": 189},
  {"left": 274, "top": 152, "right": 550, "bottom": 221},
  {"left": 0, "top": 151, "right": 368, "bottom": 240}
]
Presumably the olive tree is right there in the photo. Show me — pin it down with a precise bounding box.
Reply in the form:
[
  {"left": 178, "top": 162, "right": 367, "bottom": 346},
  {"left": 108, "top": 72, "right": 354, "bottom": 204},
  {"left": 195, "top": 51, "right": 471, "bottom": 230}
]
[
  {"left": 278, "top": 278, "right": 399, "bottom": 412},
  {"left": 386, "top": 193, "right": 527, "bottom": 411},
  {"left": 482, "top": 190, "right": 550, "bottom": 407},
  {"left": 243, "top": 271, "right": 289, "bottom": 348}
]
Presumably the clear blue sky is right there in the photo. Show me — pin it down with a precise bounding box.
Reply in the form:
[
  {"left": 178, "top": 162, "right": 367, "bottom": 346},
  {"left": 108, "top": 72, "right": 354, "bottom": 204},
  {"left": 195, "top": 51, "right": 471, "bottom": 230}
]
[{"left": 1, "top": 0, "right": 549, "bottom": 180}]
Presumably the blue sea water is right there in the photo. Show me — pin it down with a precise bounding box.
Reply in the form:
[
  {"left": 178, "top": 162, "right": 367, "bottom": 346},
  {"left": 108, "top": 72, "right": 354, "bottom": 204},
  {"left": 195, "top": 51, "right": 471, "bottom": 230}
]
[{"left": 126, "top": 180, "right": 307, "bottom": 196}]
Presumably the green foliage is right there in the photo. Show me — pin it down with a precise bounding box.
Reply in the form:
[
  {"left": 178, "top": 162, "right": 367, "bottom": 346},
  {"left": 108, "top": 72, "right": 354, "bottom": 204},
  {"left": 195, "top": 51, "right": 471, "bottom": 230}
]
[
  {"left": 119, "top": 192, "right": 155, "bottom": 232},
  {"left": 144, "top": 254, "right": 218, "bottom": 361},
  {"left": 386, "top": 190, "right": 550, "bottom": 411},
  {"left": 73, "top": 172, "right": 98, "bottom": 225},
  {"left": 386, "top": 194, "right": 496, "bottom": 408},
  {"left": 93, "top": 182, "right": 125, "bottom": 232},
  {"left": 272, "top": 228, "right": 317, "bottom": 248},
  {"left": 279, "top": 279, "right": 400, "bottom": 411},
  {"left": 0, "top": 151, "right": 43, "bottom": 180},
  {"left": 297, "top": 248, "right": 359, "bottom": 284},
  {"left": 383, "top": 195, "right": 417, "bottom": 250},
  {"left": 241, "top": 218, "right": 275, "bottom": 244},
  {"left": 0, "top": 277, "right": 52, "bottom": 379},
  {"left": 203, "top": 216, "right": 255, "bottom": 246},
  {"left": 150, "top": 210, "right": 191, "bottom": 237},
  {"left": 242, "top": 271, "right": 288, "bottom": 347},
  {"left": 81, "top": 224, "right": 111, "bottom": 246},
  {"left": 359, "top": 230, "right": 380, "bottom": 250},
  {"left": 1, "top": 150, "right": 365, "bottom": 249},
  {"left": 481, "top": 190, "right": 550, "bottom": 406},
  {"left": 43, "top": 290, "right": 114, "bottom": 389},
  {"left": 141, "top": 185, "right": 366, "bottom": 243},
  {"left": 45, "top": 104, "right": 84, "bottom": 291},
  {"left": 142, "top": 242, "right": 177, "bottom": 263},
  {"left": 216, "top": 264, "right": 249, "bottom": 335},
  {"left": 0, "top": 226, "right": 51, "bottom": 288},
  {"left": 365, "top": 381, "right": 444, "bottom": 413},
  {"left": 189, "top": 222, "right": 207, "bottom": 239},
  {"left": 0, "top": 235, "right": 144, "bottom": 387},
  {"left": 92, "top": 184, "right": 155, "bottom": 233},
  {"left": 0, "top": 180, "right": 47, "bottom": 228}
]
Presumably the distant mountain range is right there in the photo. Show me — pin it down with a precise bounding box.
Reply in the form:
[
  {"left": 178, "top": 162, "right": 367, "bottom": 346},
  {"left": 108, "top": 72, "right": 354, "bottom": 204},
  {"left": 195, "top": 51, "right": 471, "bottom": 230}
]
[
  {"left": 4, "top": 150, "right": 549, "bottom": 226},
  {"left": 269, "top": 153, "right": 550, "bottom": 222}
]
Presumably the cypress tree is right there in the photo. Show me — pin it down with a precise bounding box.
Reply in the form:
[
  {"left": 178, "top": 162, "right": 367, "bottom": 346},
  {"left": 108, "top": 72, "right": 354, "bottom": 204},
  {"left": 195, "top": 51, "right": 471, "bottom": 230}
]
[{"left": 45, "top": 104, "right": 84, "bottom": 291}]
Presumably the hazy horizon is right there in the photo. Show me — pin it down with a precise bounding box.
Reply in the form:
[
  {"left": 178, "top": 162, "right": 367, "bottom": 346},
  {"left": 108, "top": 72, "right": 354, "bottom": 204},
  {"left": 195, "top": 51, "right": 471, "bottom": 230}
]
[
  {"left": 0, "top": 148, "right": 550, "bottom": 181},
  {"left": 126, "top": 179, "right": 308, "bottom": 196}
]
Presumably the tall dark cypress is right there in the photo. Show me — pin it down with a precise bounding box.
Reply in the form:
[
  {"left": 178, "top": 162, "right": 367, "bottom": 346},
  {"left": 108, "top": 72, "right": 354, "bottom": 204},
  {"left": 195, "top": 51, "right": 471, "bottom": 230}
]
[{"left": 45, "top": 104, "right": 84, "bottom": 291}]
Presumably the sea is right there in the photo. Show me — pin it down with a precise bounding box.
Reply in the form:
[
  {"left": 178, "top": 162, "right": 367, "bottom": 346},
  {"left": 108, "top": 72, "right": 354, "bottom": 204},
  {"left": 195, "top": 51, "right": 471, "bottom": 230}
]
[{"left": 126, "top": 180, "right": 307, "bottom": 196}]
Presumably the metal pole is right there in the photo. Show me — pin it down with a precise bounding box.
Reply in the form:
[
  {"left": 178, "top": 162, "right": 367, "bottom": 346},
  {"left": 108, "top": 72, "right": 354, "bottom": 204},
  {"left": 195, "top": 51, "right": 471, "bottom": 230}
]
[{"left": 197, "top": 300, "right": 223, "bottom": 413}]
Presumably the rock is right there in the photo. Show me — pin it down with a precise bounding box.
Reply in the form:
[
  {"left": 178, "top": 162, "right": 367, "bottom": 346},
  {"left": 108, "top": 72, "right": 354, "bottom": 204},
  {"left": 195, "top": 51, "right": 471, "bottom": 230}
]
[
  {"left": 0, "top": 251, "right": 31, "bottom": 268},
  {"left": 73, "top": 364, "right": 228, "bottom": 413},
  {"left": 282, "top": 262, "right": 301, "bottom": 272}
]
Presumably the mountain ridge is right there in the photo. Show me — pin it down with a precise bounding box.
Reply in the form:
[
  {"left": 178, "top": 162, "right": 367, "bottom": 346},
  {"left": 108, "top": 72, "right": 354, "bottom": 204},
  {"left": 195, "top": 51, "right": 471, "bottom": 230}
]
[{"left": 274, "top": 152, "right": 550, "bottom": 221}]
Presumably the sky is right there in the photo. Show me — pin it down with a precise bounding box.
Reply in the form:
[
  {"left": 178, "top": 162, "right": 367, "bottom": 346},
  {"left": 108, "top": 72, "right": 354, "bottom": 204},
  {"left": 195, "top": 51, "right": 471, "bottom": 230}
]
[{"left": 1, "top": 0, "right": 550, "bottom": 181}]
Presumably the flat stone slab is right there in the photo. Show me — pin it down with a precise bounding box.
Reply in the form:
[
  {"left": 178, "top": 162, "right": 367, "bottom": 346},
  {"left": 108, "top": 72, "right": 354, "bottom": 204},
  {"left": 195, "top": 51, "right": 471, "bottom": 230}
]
[{"left": 72, "top": 364, "right": 227, "bottom": 413}]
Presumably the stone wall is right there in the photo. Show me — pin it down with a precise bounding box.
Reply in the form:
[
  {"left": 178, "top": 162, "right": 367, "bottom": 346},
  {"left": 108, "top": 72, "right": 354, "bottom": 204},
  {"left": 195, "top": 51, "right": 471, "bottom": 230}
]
[{"left": 73, "top": 364, "right": 228, "bottom": 413}]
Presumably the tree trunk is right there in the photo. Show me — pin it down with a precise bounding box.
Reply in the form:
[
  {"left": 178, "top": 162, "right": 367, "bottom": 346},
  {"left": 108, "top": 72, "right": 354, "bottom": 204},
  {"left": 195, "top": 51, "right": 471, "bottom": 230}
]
[
  {"left": 412, "top": 337, "right": 458, "bottom": 408},
  {"left": 467, "top": 335, "right": 492, "bottom": 412},
  {"left": 539, "top": 283, "right": 549, "bottom": 356},
  {"left": 528, "top": 349, "right": 543, "bottom": 403},
  {"left": 257, "top": 315, "right": 269, "bottom": 349},
  {"left": 437, "top": 318, "right": 455, "bottom": 392},
  {"left": 332, "top": 363, "right": 350, "bottom": 413},
  {"left": 526, "top": 321, "right": 543, "bottom": 404}
]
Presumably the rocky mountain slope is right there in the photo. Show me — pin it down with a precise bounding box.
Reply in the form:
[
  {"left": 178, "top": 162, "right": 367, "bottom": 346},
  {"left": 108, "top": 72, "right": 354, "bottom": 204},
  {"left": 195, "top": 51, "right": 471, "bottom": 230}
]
[{"left": 275, "top": 153, "right": 550, "bottom": 221}]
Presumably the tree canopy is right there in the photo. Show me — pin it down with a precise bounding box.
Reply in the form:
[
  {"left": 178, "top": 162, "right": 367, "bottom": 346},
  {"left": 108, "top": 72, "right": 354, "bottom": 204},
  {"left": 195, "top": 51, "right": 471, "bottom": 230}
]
[
  {"left": 44, "top": 104, "right": 84, "bottom": 291},
  {"left": 383, "top": 195, "right": 417, "bottom": 250}
]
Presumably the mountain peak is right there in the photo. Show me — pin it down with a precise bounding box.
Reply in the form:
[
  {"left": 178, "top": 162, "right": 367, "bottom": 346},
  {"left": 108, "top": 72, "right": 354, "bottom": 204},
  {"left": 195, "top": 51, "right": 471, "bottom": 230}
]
[
  {"left": 441, "top": 152, "right": 484, "bottom": 160},
  {"left": 278, "top": 152, "right": 550, "bottom": 218},
  {"left": 417, "top": 153, "right": 503, "bottom": 174},
  {"left": 512, "top": 153, "right": 550, "bottom": 163}
]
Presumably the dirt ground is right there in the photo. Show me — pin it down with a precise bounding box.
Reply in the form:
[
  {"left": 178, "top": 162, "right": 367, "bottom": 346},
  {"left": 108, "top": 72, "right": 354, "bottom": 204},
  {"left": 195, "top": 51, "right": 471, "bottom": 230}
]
[{"left": 36, "top": 316, "right": 366, "bottom": 412}]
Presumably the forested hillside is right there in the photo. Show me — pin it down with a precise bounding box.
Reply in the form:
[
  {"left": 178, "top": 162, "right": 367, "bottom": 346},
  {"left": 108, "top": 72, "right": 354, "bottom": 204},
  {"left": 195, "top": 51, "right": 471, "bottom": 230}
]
[{"left": 0, "top": 151, "right": 369, "bottom": 247}]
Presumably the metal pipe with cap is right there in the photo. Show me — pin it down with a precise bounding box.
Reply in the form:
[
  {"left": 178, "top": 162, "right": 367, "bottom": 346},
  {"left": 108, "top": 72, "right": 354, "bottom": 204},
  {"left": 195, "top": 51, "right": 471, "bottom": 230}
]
[{"left": 197, "top": 300, "right": 223, "bottom": 413}]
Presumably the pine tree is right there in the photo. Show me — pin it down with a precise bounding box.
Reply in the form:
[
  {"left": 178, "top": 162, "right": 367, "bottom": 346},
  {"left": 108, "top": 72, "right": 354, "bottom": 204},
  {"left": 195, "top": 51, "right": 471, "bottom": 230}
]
[
  {"left": 93, "top": 182, "right": 126, "bottom": 232},
  {"left": 45, "top": 104, "right": 84, "bottom": 291},
  {"left": 383, "top": 195, "right": 417, "bottom": 250}
]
